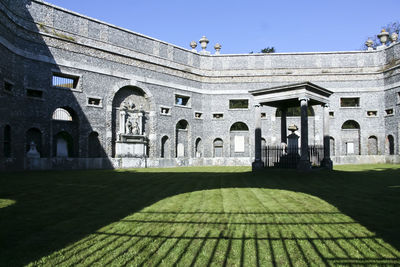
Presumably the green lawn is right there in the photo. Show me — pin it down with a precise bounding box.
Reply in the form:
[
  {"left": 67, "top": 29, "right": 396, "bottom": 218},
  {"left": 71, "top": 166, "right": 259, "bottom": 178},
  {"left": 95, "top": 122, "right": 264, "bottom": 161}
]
[{"left": 1, "top": 164, "right": 400, "bottom": 266}]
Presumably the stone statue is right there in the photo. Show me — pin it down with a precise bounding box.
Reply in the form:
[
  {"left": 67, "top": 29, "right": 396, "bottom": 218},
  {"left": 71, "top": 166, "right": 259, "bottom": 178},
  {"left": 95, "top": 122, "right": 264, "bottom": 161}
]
[{"left": 125, "top": 114, "right": 141, "bottom": 135}]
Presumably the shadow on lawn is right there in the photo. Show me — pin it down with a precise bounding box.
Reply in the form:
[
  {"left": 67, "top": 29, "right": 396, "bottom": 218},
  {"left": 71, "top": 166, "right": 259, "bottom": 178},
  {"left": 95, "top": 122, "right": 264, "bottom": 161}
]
[{"left": 0, "top": 167, "right": 399, "bottom": 266}]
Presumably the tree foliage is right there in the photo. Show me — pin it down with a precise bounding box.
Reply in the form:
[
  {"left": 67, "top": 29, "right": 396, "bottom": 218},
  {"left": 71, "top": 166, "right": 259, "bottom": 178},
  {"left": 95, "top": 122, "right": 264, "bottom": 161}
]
[
  {"left": 249, "top": 46, "right": 276, "bottom": 54},
  {"left": 363, "top": 21, "right": 400, "bottom": 49},
  {"left": 260, "top": 46, "right": 275, "bottom": 53}
]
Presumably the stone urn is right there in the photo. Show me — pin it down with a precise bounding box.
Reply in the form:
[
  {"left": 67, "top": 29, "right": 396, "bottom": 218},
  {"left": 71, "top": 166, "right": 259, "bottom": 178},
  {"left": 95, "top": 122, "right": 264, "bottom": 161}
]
[
  {"left": 199, "top": 36, "right": 209, "bottom": 53},
  {"left": 378, "top": 29, "right": 389, "bottom": 45}
]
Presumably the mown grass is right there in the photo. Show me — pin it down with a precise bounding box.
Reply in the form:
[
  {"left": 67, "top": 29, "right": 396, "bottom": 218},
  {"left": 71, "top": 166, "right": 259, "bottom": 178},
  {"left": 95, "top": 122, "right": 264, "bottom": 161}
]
[{"left": 0, "top": 164, "right": 399, "bottom": 266}]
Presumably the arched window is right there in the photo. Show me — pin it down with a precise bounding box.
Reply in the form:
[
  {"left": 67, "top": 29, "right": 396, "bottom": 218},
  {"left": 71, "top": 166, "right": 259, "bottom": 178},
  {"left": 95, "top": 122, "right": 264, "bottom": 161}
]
[
  {"left": 26, "top": 128, "right": 42, "bottom": 155},
  {"left": 341, "top": 120, "right": 360, "bottom": 155},
  {"left": 176, "top": 120, "right": 188, "bottom": 130},
  {"left": 161, "top": 136, "right": 169, "bottom": 158},
  {"left": 367, "top": 136, "right": 378, "bottom": 155},
  {"left": 230, "top": 122, "right": 249, "bottom": 131},
  {"left": 341, "top": 120, "right": 360, "bottom": 129},
  {"left": 88, "top": 132, "right": 101, "bottom": 158},
  {"left": 330, "top": 137, "right": 335, "bottom": 156},
  {"left": 52, "top": 108, "right": 72, "bottom": 121},
  {"left": 195, "top": 138, "right": 202, "bottom": 158},
  {"left": 213, "top": 138, "right": 223, "bottom": 157},
  {"left": 276, "top": 107, "right": 315, "bottom": 117},
  {"left": 4, "top": 125, "right": 11, "bottom": 157},
  {"left": 387, "top": 135, "right": 395, "bottom": 155},
  {"left": 55, "top": 131, "right": 74, "bottom": 157},
  {"left": 176, "top": 120, "right": 189, "bottom": 157}
]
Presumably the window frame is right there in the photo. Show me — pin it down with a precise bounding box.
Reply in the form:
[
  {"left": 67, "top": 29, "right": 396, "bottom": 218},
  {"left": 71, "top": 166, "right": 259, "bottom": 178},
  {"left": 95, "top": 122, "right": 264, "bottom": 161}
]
[
  {"left": 174, "top": 93, "right": 191, "bottom": 108},
  {"left": 340, "top": 97, "right": 360, "bottom": 108},
  {"left": 194, "top": 111, "right": 203, "bottom": 119},
  {"left": 26, "top": 87, "right": 44, "bottom": 100},
  {"left": 229, "top": 99, "right": 249, "bottom": 110},
  {"left": 212, "top": 113, "right": 224, "bottom": 120},
  {"left": 51, "top": 71, "right": 81, "bottom": 92},
  {"left": 160, "top": 105, "right": 171, "bottom": 116},
  {"left": 86, "top": 96, "right": 103, "bottom": 108}
]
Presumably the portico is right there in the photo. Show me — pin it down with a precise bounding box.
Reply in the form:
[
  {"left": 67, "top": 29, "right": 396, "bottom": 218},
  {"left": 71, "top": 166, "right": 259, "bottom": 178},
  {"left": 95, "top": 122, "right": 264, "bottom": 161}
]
[{"left": 250, "top": 82, "right": 333, "bottom": 171}]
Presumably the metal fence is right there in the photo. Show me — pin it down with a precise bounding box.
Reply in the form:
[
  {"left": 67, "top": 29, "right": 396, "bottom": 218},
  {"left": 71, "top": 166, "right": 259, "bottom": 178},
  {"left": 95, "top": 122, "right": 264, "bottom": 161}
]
[{"left": 262, "top": 145, "right": 324, "bottom": 168}]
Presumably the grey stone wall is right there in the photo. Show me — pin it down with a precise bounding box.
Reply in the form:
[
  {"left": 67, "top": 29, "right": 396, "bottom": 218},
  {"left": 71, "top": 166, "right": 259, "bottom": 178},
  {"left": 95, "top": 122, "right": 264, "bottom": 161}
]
[{"left": 0, "top": 0, "right": 399, "bottom": 170}]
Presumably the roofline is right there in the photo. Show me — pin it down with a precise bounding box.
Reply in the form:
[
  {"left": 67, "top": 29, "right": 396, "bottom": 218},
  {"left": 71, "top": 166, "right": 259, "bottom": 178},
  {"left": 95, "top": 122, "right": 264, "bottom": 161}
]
[{"left": 249, "top": 81, "right": 333, "bottom": 96}]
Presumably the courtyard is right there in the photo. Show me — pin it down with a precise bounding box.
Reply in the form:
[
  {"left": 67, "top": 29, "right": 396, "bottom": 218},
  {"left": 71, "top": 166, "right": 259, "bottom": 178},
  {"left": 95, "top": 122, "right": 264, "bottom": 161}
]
[{"left": 1, "top": 165, "right": 400, "bottom": 266}]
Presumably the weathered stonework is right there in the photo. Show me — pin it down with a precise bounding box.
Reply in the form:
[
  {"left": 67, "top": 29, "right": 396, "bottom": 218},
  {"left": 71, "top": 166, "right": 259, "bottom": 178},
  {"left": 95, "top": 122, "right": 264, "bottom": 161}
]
[{"left": 0, "top": 0, "right": 399, "bottom": 170}]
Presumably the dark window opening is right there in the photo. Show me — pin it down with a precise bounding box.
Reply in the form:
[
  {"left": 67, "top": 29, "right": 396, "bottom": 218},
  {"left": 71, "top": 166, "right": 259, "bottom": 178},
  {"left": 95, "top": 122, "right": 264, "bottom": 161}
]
[
  {"left": 261, "top": 112, "right": 266, "bottom": 118},
  {"left": 230, "top": 122, "right": 249, "bottom": 131},
  {"left": 176, "top": 120, "right": 188, "bottom": 130},
  {"left": 388, "top": 135, "right": 395, "bottom": 155},
  {"left": 52, "top": 73, "right": 79, "bottom": 89},
  {"left": 367, "top": 111, "right": 377, "bottom": 117},
  {"left": 341, "top": 120, "right": 360, "bottom": 129},
  {"left": 213, "top": 113, "right": 223, "bottom": 119},
  {"left": 329, "top": 111, "right": 334, "bottom": 118},
  {"left": 4, "top": 81, "right": 13, "bottom": 92},
  {"left": 195, "top": 112, "right": 202, "bottom": 118},
  {"left": 88, "top": 97, "right": 101, "bottom": 106},
  {"left": 340, "top": 97, "right": 360, "bottom": 107},
  {"left": 385, "top": 108, "right": 394, "bottom": 115},
  {"left": 160, "top": 107, "right": 170, "bottom": 114},
  {"left": 175, "top": 95, "right": 190, "bottom": 106},
  {"left": 27, "top": 89, "right": 43, "bottom": 98},
  {"left": 88, "top": 132, "right": 101, "bottom": 157},
  {"left": 161, "top": 136, "right": 169, "bottom": 158},
  {"left": 229, "top": 99, "right": 248, "bottom": 109}
]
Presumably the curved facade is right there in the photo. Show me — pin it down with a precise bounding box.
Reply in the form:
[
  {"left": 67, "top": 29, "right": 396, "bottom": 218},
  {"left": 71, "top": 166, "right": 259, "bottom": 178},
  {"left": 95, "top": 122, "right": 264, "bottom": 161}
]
[{"left": 0, "top": 0, "right": 399, "bottom": 170}]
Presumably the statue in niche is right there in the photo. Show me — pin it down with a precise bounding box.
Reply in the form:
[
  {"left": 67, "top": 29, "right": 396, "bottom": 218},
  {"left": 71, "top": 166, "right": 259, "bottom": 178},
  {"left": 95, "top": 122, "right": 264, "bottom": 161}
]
[
  {"left": 122, "top": 100, "right": 136, "bottom": 110},
  {"left": 125, "top": 114, "right": 141, "bottom": 135}
]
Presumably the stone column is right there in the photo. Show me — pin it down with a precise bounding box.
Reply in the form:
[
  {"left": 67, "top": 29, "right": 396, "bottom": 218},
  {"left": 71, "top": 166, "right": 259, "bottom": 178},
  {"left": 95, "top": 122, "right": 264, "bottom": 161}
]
[
  {"left": 119, "top": 110, "right": 126, "bottom": 135},
  {"left": 321, "top": 103, "right": 333, "bottom": 169},
  {"left": 252, "top": 104, "right": 264, "bottom": 171},
  {"left": 280, "top": 107, "right": 287, "bottom": 145},
  {"left": 297, "top": 97, "right": 311, "bottom": 170}
]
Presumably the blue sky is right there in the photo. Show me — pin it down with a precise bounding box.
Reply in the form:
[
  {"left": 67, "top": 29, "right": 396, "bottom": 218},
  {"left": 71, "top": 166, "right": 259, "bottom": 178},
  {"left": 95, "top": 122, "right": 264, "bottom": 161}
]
[{"left": 45, "top": 0, "right": 399, "bottom": 54}]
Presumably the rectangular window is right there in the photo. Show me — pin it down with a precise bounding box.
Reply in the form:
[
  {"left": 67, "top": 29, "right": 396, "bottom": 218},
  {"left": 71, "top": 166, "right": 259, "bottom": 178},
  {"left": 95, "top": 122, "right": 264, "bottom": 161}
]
[
  {"left": 340, "top": 97, "right": 360, "bottom": 107},
  {"left": 52, "top": 73, "right": 79, "bottom": 89},
  {"left": 385, "top": 108, "right": 394, "bottom": 116},
  {"left": 229, "top": 99, "right": 249, "bottom": 109},
  {"left": 397, "top": 92, "right": 400, "bottom": 104},
  {"left": 329, "top": 111, "right": 334, "bottom": 118},
  {"left": 194, "top": 112, "right": 202, "bottom": 119},
  {"left": 87, "top": 97, "right": 101, "bottom": 106},
  {"left": 261, "top": 112, "right": 266, "bottom": 118},
  {"left": 4, "top": 81, "right": 13, "bottom": 92},
  {"left": 175, "top": 95, "right": 190, "bottom": 106},
  {"left": 213, "top": 113, "right": 223, "bottom": 119},
  {"left": 160, "top": 107, "right": 170, "bottom": 115},
  {"left": 26, "top": 89, "right": 43, "bottom": 98},
  {"left": 366, "top": 110, "right": 377, "bottom": 117}
]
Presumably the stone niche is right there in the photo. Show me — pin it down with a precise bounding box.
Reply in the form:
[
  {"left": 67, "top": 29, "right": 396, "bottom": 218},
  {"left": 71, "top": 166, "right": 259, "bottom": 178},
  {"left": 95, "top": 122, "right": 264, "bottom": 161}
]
[{"left": 112, "top": 87, "right": 150, "bottom": 158}]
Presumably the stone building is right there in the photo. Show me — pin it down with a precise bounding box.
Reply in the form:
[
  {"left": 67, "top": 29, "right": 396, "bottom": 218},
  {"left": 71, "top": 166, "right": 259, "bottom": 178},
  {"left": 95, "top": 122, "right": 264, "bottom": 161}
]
[{"left": 0, "top": 0, "right": 399, "bottom": 170}]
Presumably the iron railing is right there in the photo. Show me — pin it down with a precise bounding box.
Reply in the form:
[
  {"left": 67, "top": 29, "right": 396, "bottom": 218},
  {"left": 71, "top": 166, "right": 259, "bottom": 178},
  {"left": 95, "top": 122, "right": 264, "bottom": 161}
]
[{"left": 262, "top": 145, "right": 324, "bottom": 168}]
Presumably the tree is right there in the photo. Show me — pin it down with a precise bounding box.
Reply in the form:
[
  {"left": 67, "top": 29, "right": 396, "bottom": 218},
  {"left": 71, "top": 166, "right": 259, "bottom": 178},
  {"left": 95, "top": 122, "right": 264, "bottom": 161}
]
[
  {"left": 363, "top": 21, "right": 400, "bottom": 49},
  {"left": 249, "top": 46, "right": 276, "bottom": 54},
  {"left": 260, "top": 46, "right": 275, "bottom": 53}
]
